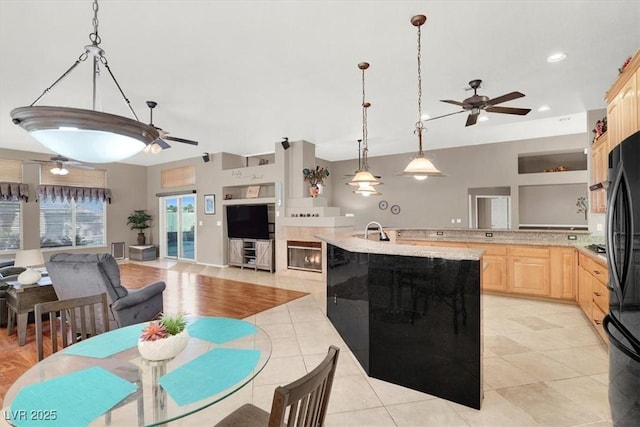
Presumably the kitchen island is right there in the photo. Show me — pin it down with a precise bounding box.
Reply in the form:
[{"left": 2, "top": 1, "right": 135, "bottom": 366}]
[{"left": 319, "top": 233, "right": 484, "bottom": 410}]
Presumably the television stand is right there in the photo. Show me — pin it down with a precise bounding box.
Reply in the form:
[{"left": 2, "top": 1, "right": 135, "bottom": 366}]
[{"left": 229, "top": 238, "right": 274, "bottom": 273}]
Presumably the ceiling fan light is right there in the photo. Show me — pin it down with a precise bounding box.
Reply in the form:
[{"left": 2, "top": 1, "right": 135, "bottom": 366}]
[
  {"left": 547, "top": 52, "right": 567, "bottom": 63},
  {"left": 150, "top": 143, "right": 163, "bottom": 154},
  {"left": 348, "top": 170, "right": 381, "bottom": 186},
  {"left": 401, "top": 155, "right": 445, "bottom": 178}
]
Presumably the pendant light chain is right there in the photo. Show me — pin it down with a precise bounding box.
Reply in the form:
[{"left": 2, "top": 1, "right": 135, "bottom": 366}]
[
  {"left": 90, "top": 0, "right": 101, "bottom": 46},
  {"left": 415, "top": 21, "right": 424, "bottom": 155},
  {"left": 361, "top": 64, "right": 369, "bottom": 168}
]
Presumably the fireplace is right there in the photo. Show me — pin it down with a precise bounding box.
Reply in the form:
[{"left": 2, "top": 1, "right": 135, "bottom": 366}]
[{"left": 287, "top": 241, "right": 322, "bottom": 273}]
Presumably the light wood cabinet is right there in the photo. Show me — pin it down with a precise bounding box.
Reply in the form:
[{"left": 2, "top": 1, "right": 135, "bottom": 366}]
[
  {"left": 468, "top": 244, "right": 508, "bottom": 292},
  {"left": 605, "top": 50, "right": 640, "bottom": 149},
  {"left": 399, "top": 240, "right": 576, "bottom": 300},
  {"left": 550, "top": 247, "right": 577, "bottom": 300},
  {"left": 589, "top": 133, "right": 609, "bottom": 213},
  {"left": 508, "top": 246, "right": 551, "bottom": 297},
  {"left": 578, "top": 252, "right": 609, "bottom": 344}
]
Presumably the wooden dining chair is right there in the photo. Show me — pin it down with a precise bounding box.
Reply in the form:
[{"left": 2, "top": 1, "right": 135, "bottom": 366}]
[
  {"left": 215, "top": 345, "right": 340, "bottom": 427},
  {"left": 34, "top": 292, "right": 110, "bottom": 361}
]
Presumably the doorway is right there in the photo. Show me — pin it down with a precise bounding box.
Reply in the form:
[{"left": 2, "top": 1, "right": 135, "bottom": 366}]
[
  {"left": 476, "top": 196, "right": 511, "bottom": 229},
  {"left": 159, "top": 195, "right": 196, "bottom": 261}
]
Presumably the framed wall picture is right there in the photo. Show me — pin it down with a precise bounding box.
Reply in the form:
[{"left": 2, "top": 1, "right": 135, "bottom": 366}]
[
  {"left": 246, "top": 185, "right": 261, "bottom": 198},
  {"left": 204, "top": 194, "right": 215, "bottom": 215}
]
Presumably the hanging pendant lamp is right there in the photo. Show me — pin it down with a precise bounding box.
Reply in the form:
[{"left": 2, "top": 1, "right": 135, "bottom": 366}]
[
  {"left": 348, "top": 62, "right": 382, "bottom": 196},
  {"left": 10, "top": 0, "right": 158, "bottom": 163},
  {"left": 400, "top": 14, "right": 445, "bottom": 180}
]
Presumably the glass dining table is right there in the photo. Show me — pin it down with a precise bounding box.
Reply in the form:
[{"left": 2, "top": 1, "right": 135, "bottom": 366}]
[{"left": 3, "top": 317, "right": 272, "bottom": 426}]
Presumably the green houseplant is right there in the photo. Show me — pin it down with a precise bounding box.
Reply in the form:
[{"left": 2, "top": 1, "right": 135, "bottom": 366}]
[
  {"left": 138, "top": 313, "right": 189, "bottom": 361},
  {"left": 127, "top": 210, "right": 152, "bottom": 245}
]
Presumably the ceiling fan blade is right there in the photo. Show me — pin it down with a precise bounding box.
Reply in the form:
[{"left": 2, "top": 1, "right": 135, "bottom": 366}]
[
  {"left": 423, "top": 110, "right": 466, "bottom": 122},
  {"left": 440, "top": 99, "right": 467, "bottom": 107},
  {"left": 486, "top": 91, "right": 525, "bottom": 106},
  {"left": 71, "top": 164, "right": 95, "bottom": 171},
  {"left": 485, "top": 106, "right": 532, "bottom": 115},
  {"left": 155, "top": 138, "right": 172, "bottom": 149},
  {"left": 465, "top": 112, "right": 479, "bottom": 127},
  {"left": 166, "top": 136, "right": 199, "bottom": 146}
]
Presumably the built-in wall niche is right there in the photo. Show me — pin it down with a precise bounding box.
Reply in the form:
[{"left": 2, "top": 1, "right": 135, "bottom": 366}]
[
  {"left": 518, "top": 150, "right": 587, "bottom": 174},
  {"left": 221, "top": 153, "right": 275, "bottom": 170},
  {"left": 518, "top": 183, "right": 588, "bottom": 230}
]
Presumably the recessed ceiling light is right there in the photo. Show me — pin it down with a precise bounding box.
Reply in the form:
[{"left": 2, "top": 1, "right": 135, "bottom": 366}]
[
  {"left": 538, "top": 105, "right": 551, "bottom": 112},
  {"left": 421, "top": 113, "right": 430, "bottom": 120},
  {"left": 547, "top": 52, "right": 567, "bottom": 63},
  {"left": 478, "top": 116, "right": 489, "bottom": 122}
]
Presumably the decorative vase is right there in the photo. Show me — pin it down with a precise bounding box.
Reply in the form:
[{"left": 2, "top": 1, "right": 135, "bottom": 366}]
[
  {"left": 309, "top": 185, "right": 319, "bottom": 198},
  {"left": 137, "top": 232, "right": 146, "bottom": 245},
  {"left": 138, "top": 329, "right": 189, "bottom": 361}
]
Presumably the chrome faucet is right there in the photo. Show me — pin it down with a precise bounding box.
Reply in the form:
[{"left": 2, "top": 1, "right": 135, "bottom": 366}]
[{"left": 365, "top": 221, "right": 390, "bottom": 241}]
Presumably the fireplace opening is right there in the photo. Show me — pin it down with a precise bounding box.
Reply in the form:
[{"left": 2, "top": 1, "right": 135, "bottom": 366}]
[{"left": 287, "top": 240, "right": 322, "bottom": 273}]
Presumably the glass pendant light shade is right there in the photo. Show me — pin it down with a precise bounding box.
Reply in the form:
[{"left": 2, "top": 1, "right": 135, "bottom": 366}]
[
  {"left": 401, "top": 14, "right": 445, "bottom": 180},
  {"left": 354, "top": 184, "right": 382, "bottom": 196},
  {"left": 401, "top": 154, "right": 445, "bottom": 180},
  {"left": 50, "top": 166, "right": 69, "bottom": 175},
  {"left": 348, "top": 170, "right": 381, "bottom": 187},
  {"left": 11, "top": 106, "right": 158, "bottom": 163}
]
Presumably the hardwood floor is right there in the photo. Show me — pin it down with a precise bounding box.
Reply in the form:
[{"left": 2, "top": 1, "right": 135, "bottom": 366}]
[{"left": 0, "top": 263, "right": 307, "bottom": 407}]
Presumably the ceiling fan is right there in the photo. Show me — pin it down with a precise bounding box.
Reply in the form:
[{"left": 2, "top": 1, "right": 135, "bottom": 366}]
[
  {"left": 426, "top": 79, "right": 531, "bottom": 127},
  {"left": 29, "top": 155, "right": 95, "bottom": 175},
  {"left": 145, "top": 101, "right": 199, "bottom": 153}
]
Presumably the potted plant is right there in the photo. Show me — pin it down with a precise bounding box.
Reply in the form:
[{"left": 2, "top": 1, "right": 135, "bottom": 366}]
[
  {"left": 127, "top": 210, "right": 152, "bottom": 245},
  {"left": 138, "top": 313, "right": 189, "bottom": 361},
  {"left": 303, "top": 166, "right": 330, "bottom": 198}
]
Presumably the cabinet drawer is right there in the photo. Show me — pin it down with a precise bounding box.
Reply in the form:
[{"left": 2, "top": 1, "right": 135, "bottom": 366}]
[
  {"left": 509, "top": 246, "right": 550, "bottom": 258},
  {"left": 592, "top": 279, "right": 610, "bottom": 313},
  {"left": 592, "top": 304, "right": 608, "bottom": 343}
]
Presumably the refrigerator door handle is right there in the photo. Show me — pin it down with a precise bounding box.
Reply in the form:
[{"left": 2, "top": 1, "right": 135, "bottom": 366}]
[
  {"left": 606, "top": 166, "right": 634, "bottom": 303},
  {"left": 604, "top": 314, "right": 640, "bottom": 362}
]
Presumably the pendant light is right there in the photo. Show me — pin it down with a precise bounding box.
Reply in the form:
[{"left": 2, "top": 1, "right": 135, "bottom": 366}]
[
  {"left": 348, "top": 62, "right": 382, "bottom": 196},
  {"left": 401, "top": 14, "right": 445, "bottom": 180},
  {"left": 10, "top": 0, "right": 159, "bottom": 163}
]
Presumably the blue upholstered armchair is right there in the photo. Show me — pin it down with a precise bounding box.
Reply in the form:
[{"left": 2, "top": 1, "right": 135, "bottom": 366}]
[{"left": 46, "top": 253, "right": 166, "bottom": 329}]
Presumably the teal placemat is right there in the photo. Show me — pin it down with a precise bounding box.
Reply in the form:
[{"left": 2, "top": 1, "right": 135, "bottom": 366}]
[
  {"left": 64, "top": 322, "right": 148, "bottom": 358},
  {"left": 158, "top": 348, "right": 261, "bottom": 406},
  {"left": 187, "top": 317, "right": 257, "bottom": 344},
  {"left": 9, "top": 366, "right": 137, "bottom": 427}
]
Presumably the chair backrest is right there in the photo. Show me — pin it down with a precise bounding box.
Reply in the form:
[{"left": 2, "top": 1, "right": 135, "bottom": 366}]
[
  {"left": 34, "top": 293, "right": 110, "bottom": 361},
  {"left": 46, "top": 253, "right": 129, "bottom": 327},
  {"left": 268, "top": 345, "right": 340, "bottom": 427}
]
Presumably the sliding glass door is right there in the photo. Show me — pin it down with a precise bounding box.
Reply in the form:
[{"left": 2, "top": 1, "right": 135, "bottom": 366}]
[{"left": 160, "top": 195, "right": 196, "bottom": 261}]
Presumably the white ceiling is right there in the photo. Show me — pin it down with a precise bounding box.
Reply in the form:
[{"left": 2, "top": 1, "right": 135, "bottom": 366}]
[{"left": 1, "top": 1, "right": 638, "bottom": 167}]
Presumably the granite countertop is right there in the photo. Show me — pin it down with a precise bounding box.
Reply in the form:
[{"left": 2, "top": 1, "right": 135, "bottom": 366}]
[
  {"left": 393, "top": 228, "right": 595, "bottom": 247},
  {"left": 316, "top": 232, "right": 484, "bottom": 261}
]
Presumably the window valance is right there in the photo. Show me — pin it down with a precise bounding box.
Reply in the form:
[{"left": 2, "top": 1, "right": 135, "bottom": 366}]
[
  {"left": 0, "top": 182, "right": 29, "bottom": 201},
  {"left": 38, "top": 185, "right": 112, "bottom": 203}
]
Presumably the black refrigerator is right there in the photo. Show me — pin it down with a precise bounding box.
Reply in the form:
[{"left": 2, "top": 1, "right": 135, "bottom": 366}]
[{"left": 605, "top": 130, "right": 640, "bottom": 426}]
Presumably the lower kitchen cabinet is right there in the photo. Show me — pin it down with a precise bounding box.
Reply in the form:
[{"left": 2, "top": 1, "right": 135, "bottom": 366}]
[
  {"left": 468, "top": 244, "right": 508, "bottom": 292},
  {"left": 508, "top": 249, "right": 551, "bottom": 296},
  {"left": 578, "top": 252, "right": 609, "bottom": 343}
]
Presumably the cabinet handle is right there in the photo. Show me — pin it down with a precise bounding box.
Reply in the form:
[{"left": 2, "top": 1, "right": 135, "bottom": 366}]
[
  {"left": 594, "top": 319, "right": 602, "bottom": 325},
  {"left": 594, "top": 292, "right": 601, "bottom": 297},
  {"left": 593, "top": 270, "right": 601, "bottom": 275},
  {"left": 334, "top": 294, "right": 337, "bottom": 304}
]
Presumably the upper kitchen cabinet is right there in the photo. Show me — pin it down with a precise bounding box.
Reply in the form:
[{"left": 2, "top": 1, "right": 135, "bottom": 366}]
[
  {"left": 606, "top": 50, "right": 640, "bottom": 150},
  {"left": 590, "top": 132, "right": 609, "bottom": 213}
]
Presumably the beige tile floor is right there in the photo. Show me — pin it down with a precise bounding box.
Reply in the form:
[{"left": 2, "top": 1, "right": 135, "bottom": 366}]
[{"left": 137, "top": 260, "right": 612, "bottom": 427}]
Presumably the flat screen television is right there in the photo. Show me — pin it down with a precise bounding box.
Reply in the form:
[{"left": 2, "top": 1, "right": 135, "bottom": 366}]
[{"left": 226, "top": 204, "right": 270, "bottom": 240}]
